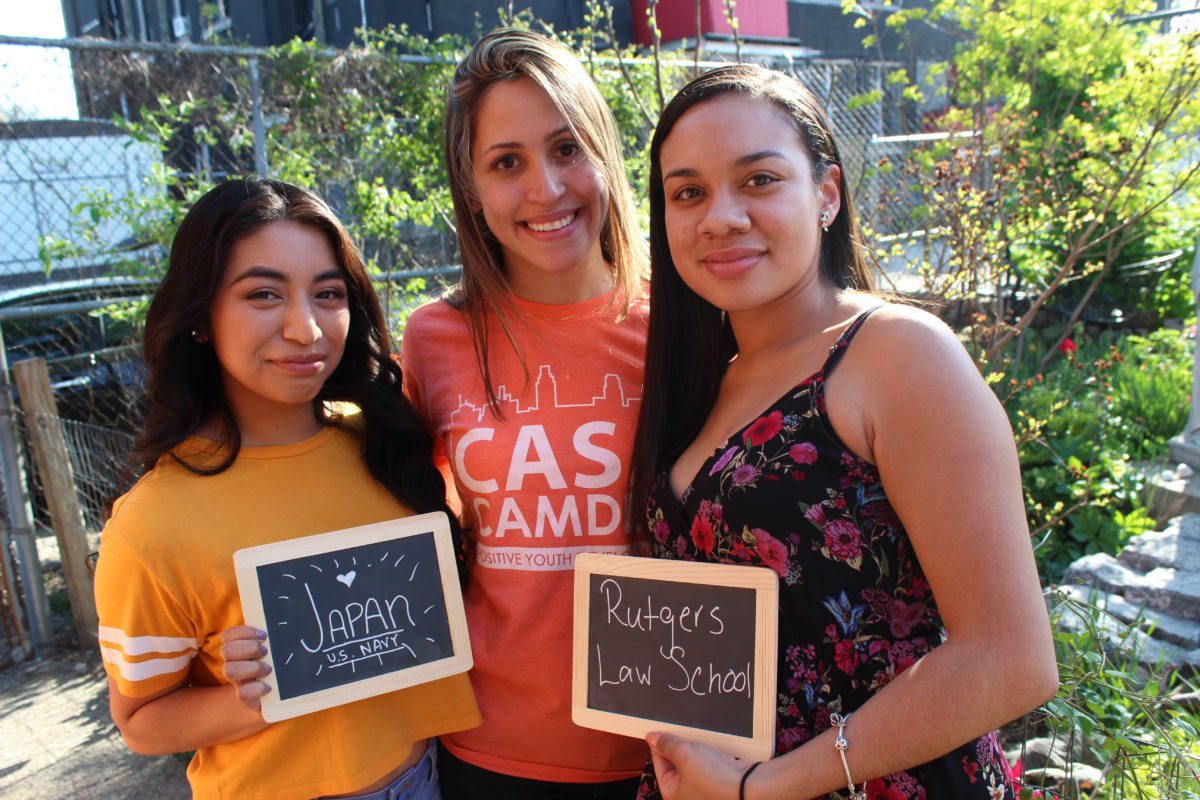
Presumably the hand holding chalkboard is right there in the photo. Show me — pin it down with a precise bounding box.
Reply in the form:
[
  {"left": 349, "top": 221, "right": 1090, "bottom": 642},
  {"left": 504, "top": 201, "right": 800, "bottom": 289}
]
[
  {"left": 235, "top": 513, "right": 472, "bottom": 722},
  {"left": 572, "top": 554, "right": 778, "bottom": 761}
]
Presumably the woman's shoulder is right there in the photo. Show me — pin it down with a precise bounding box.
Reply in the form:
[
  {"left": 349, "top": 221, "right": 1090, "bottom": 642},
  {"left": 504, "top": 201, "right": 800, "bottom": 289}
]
[
  {"left": 853, "top": 301, "right": 968, "bottom": 367},
  {"left": 405, "top": 296, "right": 462, "bottom": 326},
  {"left": 401, "top": 297, "right": 470, "bottom": 347},
  {"left": 104, "top": 457, "right": 198, "bottom": 549},
  {"left": 841, "top": 301, "right": 990, "bottom": 415}
]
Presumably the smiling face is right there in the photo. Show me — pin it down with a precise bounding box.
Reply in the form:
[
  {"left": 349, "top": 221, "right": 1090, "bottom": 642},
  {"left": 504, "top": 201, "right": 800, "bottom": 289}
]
[
  {"left": 469, "top": 77, "right": 610, "bottom": 298},
  {"left": 207, "top": 219, "right": 350, "bottom": 428},
  {"left": 659, "top": 93, "right": 841, "bottom": 314}
]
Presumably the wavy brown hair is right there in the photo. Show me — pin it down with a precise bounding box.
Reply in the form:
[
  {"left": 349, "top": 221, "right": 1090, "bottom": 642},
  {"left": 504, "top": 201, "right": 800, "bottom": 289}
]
[
  {"left": 135, "top": 177, "right": 468, "bottom": 578},
  {"left": 442, "top": 27, "right": 647, "bottom": 411},
  {"left": 630, "top": 64, "right": 875, "bottom": 521}
]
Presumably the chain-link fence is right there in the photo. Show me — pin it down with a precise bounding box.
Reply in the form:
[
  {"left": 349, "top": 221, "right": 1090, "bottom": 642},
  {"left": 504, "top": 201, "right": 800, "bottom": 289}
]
[
  {"left": 0, "top": 32, "right": 927, "bottom": 411},
  {"left": 0, "top": 32, "right": 930, "bottom": 655}
]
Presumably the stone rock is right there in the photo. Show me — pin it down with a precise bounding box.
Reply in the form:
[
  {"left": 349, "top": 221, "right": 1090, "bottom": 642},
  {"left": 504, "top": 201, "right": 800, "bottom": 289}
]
[
  {"left": 1020, "top": 763, "right": 1104, "bottom": 792},
  {"left": 1169, "top": 432, "right": 1200, "bottom": 470},
  {"left": 1143, "top": 461, "right": 1200, "bottom": 522},
  {"left": 1051, "top": 586, "right": 1200, "bottom": 673},
  {"left": 1056, "top": 584, "right": 1200, "bottom": 648},
  {"left": 1120, "top": 518, "right": 1200, "bottom": 575},
  {"left": 1012, "top": 736, "right": 1083, "bottom": 770},
  {"left": 1065, "top": 552, "right": 1200, "bottom": 623}
]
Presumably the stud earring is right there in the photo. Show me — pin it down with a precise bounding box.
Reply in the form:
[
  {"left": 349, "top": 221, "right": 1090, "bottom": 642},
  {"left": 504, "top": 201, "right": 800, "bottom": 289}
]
[{"left": 191, "top": 330, "right": 207, "bottom": 343}]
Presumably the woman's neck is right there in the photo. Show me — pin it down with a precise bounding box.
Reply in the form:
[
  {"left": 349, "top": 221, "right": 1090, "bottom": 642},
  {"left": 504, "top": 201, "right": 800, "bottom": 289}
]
[
  {"left": 728, "top": 277, "right": 848, "bottom": 361},
  {"left": 198, "top": 399, "right": 325, "bottom": 448},
  {"left": 505, "top": 252, "right": 614, "bottom": 306}
]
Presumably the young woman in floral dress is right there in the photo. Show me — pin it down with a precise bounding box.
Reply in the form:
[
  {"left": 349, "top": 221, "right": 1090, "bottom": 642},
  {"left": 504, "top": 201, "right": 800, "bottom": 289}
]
[{"left": 629, "top": 65, "right": 1059, "bottom": 800}]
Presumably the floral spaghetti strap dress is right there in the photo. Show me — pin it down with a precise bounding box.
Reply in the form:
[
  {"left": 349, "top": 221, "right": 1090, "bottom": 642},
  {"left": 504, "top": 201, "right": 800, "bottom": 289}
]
[{"left": 637, "top": 308, "right": 1016, "bottom": 800}]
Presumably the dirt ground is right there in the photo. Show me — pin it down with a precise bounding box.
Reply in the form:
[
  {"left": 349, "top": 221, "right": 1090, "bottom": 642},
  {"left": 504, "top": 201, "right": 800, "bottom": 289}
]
[{"left": 0, "top": 649, "right": 190, "bottom": 799}]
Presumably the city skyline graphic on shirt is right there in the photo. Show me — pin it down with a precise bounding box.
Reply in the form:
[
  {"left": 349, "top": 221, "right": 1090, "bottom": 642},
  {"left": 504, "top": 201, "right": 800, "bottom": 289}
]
[{"left": 448, "top": 364, "right": 641, "bottom": 425}]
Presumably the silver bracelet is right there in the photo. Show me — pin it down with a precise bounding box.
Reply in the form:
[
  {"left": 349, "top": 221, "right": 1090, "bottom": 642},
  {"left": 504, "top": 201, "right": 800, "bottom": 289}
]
[{"left": 829, "top": 712, "right": 866, "bottom": 800}]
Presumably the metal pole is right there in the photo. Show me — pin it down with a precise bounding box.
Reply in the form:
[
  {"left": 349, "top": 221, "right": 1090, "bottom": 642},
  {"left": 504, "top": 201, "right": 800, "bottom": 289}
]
[
  {"left": 249, "top": 58, "right": 268, "bottom": 177},
  {"left": 1186, "top": 240, "right": 1200, "bottom": 435},
  {"left": 0, "top": 327, "right": 53, "bottom": 655}
]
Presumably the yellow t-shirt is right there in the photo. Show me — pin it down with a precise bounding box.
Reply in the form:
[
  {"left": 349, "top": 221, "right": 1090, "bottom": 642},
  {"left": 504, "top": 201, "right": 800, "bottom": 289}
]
[{"left": 95, "top": 425, "right": 480, "bottom": 800}]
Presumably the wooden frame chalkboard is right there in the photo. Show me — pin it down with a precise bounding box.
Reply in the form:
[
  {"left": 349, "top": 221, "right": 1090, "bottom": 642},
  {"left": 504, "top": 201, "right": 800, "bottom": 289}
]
[
  {"left": 234, "top": 512, "right": 471, "bottom": 723},
  {"left": 572, "top": 553, "right": 777, "bottom": 761}
]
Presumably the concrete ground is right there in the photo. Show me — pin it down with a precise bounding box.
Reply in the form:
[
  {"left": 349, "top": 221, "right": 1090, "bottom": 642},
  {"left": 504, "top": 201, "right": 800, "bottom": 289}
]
[{"left": 0, "top": 650, "right": 189, "bottom": 800}]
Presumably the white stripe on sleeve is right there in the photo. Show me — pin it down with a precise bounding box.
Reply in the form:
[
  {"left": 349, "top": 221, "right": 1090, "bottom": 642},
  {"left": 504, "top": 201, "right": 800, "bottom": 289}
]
[
  {"left": 97, "top": 626, "right": 199, "bottom": 656},
  {"left": 100, "top": 645, "right": 196, "bottom": 683}
]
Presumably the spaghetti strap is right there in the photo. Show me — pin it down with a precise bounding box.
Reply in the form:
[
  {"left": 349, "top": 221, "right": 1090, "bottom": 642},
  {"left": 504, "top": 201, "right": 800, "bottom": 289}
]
[{"left": 821, "top": 305, "right": 883, "bottom": 377}]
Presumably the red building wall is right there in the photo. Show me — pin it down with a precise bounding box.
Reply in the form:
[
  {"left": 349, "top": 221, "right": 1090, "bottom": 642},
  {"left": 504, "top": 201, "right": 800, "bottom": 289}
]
[{"left": 629, "top": 0, "right": 790, "bottom": 46}]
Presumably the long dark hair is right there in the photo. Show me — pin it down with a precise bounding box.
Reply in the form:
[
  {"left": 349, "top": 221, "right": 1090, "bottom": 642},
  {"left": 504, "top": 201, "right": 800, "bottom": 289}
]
[
  {"left": 136, "top": 177, "right": 468, "bottom": 578},
  {"left": 630, "top": 65, "right": 875, "bottom": 522}
]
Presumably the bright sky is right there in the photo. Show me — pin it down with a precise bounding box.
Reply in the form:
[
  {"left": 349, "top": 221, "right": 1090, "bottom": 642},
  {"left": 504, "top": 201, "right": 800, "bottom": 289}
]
[{"left": 0, "top": 1, "right": 79, "bottom": 120}]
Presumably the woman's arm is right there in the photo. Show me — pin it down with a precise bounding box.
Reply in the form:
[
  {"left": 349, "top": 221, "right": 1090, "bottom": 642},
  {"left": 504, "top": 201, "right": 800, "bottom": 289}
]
[
  {"left": 108, "top": 626, "right": 273, "bottom": 756},
  {"left": 651, "top": 306, "right": 1058, "bottom": 799}
]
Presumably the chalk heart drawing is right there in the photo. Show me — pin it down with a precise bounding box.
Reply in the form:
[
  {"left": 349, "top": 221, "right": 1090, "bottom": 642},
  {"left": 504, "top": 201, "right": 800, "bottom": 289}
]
[{"left": 336, "top": 570, "right": 357, "bottom": 588}]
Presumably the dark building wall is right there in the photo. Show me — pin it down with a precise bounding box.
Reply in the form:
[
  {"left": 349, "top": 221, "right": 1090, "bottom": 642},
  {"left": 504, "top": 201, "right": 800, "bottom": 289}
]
[
  {"left": 322, "top": 1, "right": 634, "bottom": 46},
  {"left": 321, "top": 1, "right": 430, "bottom": 48},
  {"left": 787, "top": 0, "right": 955, "bottom": 60},
  {"left": 62, "top": 1, "right": 638, "bottom": 48},
  {"left": 231, "top": 1, "right": 314, "bottom": 45}
]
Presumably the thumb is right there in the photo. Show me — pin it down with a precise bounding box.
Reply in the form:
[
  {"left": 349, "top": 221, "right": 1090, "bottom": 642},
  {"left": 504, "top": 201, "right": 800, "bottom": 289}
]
[
  {"left": 647, "top": 731, "right": 688, "bottom": 761},
  {"left": 647, "top": 732, "right": 682, "bottom": 797}
]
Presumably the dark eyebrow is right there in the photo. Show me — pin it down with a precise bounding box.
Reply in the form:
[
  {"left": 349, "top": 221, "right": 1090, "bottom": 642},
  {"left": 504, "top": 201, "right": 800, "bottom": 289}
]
[
  {"left": 478, "top": 126, "right": 574, "bottom": 158},
  {"left": 664, "top": 150, "right": 787, "bottom": 182},
  {"left": 228, "top": 266, "right": 345, "bottom": 285}
]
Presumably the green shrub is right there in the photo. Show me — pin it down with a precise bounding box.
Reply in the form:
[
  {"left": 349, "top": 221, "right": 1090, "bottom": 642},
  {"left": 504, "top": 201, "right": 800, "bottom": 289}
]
[{"left": 1007, "top": 328, "right": 1190, "bottom": 579}]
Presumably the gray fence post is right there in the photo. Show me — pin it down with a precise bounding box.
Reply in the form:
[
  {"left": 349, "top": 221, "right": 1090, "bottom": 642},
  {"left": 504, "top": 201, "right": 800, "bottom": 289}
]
[
  {"left": 0, "top": 327, "right": 54, "bottom": 655},
  {"left": 249, "top": 57, "right": 269, "bottom": 176},
  {"left": 1187, "top": 240, "right": 1200, "bottom": 436}
]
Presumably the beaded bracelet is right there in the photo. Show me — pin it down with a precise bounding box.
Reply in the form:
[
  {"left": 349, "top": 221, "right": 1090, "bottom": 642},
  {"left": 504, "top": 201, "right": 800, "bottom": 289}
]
[
  {"left": 829, "top": 712, "right": 866, "bottom": 800},
  {"left": 738, "top": 761, "right": 760, "bottom": 800}
]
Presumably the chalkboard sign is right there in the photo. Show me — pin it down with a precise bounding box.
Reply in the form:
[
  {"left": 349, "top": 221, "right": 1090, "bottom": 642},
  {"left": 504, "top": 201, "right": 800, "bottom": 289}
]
[
  {"left": 572, "top": 554, "right": 777, "bottom": 761},
  {"left": 234, "top": 512, "right": 472, "bottom": 722}
]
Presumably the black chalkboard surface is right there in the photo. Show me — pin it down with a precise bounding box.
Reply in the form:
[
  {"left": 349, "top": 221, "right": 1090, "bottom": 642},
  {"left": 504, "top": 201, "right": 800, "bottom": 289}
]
[
  {"left": 572, "top": 554, "right": 777, "bottom": 761},
  {"left": 235, "top": 513, "right": 472, "bottom": 722}
]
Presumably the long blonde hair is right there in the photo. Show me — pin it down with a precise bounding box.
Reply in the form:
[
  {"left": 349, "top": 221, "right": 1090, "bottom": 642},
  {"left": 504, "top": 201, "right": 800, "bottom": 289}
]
[{"left": 443, "top": 27, "right": 647, "bottom": 410}]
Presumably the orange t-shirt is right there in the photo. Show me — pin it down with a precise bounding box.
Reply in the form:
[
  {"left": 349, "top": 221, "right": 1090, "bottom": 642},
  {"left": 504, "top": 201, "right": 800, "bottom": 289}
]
[{"left": 401, "top": 291, "right": 650, "bottom": 783}]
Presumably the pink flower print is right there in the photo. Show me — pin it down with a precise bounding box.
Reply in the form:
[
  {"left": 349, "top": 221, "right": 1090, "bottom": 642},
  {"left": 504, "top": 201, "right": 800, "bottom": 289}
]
[
  {"left": 804, "top": 503, "right": 826, "bottom": 527},
  {"left": 744, "top": 410, "right": 783, "bottom": 446},
  {"left": 753, "top": 529, "right": 789, "bottom": 576},
  {"left": 691, "top": 515, "right": 715, "bottom": 555},
  {"left": 811, "top": 704, "right": 832, "bottom": 732},
  {"left": 709, "top": 446, "right": 738, "bottom": 475},
  {"left": 891, "top": 639, "right": 928, "bottom": 673},
  {"left": 651, "top": 517, "right": 670, "bottom": 544},
  {"left": 889, "top": 600, "right": 924, "bottom": 638},
  {"left": 789, "top": 441, "right": 818, "bottom": 465},
  {"left": 823, "top": 518, "right": 864, "bottom": 561},
  {"left": 731, "top": 464, "right": 760, "bottom": 486}
]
